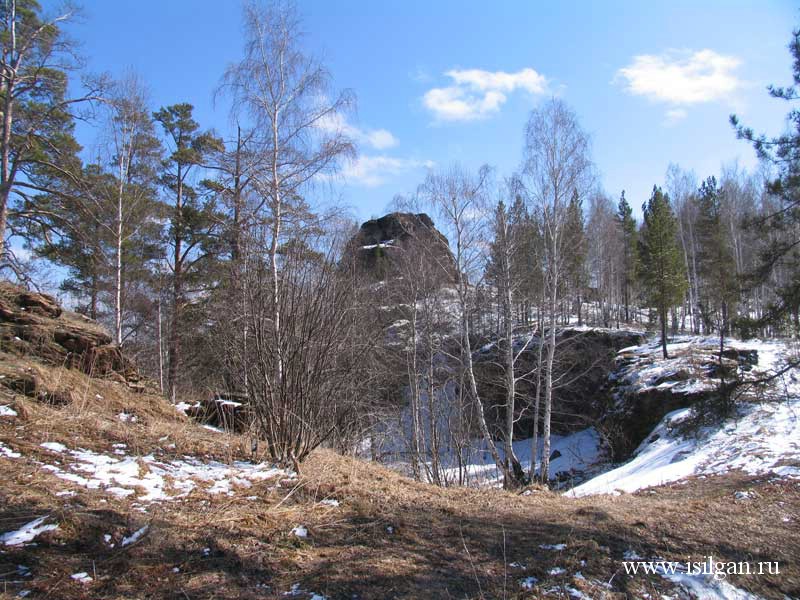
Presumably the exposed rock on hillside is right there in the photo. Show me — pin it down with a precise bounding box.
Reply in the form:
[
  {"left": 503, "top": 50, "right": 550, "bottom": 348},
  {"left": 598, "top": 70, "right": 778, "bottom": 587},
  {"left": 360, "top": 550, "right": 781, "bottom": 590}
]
[
  {"left": 474, "top": 328, "right": 645, "bottom": 438},
  {"left": 0, "top": 282, "right": 147, "bottom": 393},
  {"left": 346, "top": 212, "right": 458, "bottom": 283},
  {"left": 603, "top": 336, "right": 781, "bottom": 460}
]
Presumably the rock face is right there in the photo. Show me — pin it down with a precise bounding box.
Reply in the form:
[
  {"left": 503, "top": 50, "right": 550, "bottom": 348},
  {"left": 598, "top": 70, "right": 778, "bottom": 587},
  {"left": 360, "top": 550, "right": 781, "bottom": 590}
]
[
  {"left": 603, "top": 339, "right": 761, "bottom": 461},
  {"left": 0, "top": 282, "right": 145, "bottom": 390},
  {"left": 346, "top": 212, "right": 458, "bottom": 283},
  {"left": 473, "top": 328, "right": 646, "bottom": 438}
]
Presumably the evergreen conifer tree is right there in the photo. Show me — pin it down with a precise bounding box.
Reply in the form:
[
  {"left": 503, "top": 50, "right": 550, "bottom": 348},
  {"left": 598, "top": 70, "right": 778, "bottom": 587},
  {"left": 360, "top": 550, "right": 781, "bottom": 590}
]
[{"left": 640, "top": 186, "right": 686, "bottom": 358}]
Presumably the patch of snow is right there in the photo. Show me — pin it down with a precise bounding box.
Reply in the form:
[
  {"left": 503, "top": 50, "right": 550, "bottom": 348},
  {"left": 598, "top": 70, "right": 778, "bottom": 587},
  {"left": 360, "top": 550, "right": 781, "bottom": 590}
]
[
  {"left": 291, "top": 525, "right": 308, "bottom": 538},
  {"left": 31, "top": 443, "right": 294, "bottom": 504},
  {"left": 519, "top": 576, "right": 538, "bottom": 590},
  {"left": 655, "top": 562, "right": 763, "bottom": 600},
  {"left": 319, "top": 498, "right": 340, "bottom": 507},
  {"left": 549, "top": 567, "right": 566, "bottom": 576},
  {"left": 1, "top": 442, "right": 21, "bottom": 458},
  {"left": 174, "top": 402, "right": 198, "bottom": 415},
  {"left": 118, "top": 412, "right": 137, "bottom": 423},
  {"left": 70, "top": 572, "right": 92, "bottom": 584},
  {"left": 0, "top": 404, "right": 17, "bottom": 417},
  {"left": 202, "top": 424, "right": 224, "bottom": 433},
  {"left": 438, "top": 427, "right": 603, "bottom": 487},
  {"left": 361, "top": 240, "right": 394, "bottom": 250},
  {"left": 568, "top": 392, "right": 800, "bottom": 497},
  {"left": 55, "top": 490, "right": 76, "bottom": 497},
  {"left": 0, "top": 517, "right": 58, "bottom": 546},
  {"left": 121, "top": 525, "right": 148, "bottom": 546},
  {"left": 40, "top": 442, "right": 67, "bottom": 453},
  {"left": 540, "top": 543, "right": 567, "bottom": 551}
]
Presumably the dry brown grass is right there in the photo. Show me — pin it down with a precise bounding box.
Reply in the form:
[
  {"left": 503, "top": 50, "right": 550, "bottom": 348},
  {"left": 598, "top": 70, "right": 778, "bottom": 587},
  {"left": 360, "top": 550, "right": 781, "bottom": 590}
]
[{"left": 1, "top": 344, "right": 799, "bottom": 599}]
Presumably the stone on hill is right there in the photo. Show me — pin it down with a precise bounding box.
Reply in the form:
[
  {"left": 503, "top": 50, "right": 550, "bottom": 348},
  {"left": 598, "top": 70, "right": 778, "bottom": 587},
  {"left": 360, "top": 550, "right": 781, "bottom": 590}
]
[
  {"left": 346, "top": 212, "right": 458, "bottom": 283},
  {"left": 0, "top": 282, "right": 145, "bottom": 389}
]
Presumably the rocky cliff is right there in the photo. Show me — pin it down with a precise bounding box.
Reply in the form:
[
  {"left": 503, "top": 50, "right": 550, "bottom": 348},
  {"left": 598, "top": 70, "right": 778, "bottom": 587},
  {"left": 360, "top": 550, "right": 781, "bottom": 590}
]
[
  {"left": 0, "top": 282, "right": 151, "bottom": 399},
  {"left": 346, "top": 212, "right": 458, "bottom": 284}
]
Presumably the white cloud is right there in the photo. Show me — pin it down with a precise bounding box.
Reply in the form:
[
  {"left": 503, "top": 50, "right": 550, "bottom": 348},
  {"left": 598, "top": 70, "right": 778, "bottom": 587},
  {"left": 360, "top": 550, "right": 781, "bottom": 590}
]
[
  {"left": 617, "top": 49, "right": 742, "bottom": 105},
  {"left": 317, "top": 113, "right": 398, "bottom": 150},
  {"left": 423, "top": 67, "right": 547, "bottom": 121},
  {"left": 343, "top": 155, "right": 435, "bottom": 187}
]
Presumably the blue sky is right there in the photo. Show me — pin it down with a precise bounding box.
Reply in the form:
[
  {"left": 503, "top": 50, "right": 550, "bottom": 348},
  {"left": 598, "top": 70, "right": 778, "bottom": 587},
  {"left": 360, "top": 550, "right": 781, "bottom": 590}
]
[{"left": 63, "top": 0, "right": 796, "bottom": 223}]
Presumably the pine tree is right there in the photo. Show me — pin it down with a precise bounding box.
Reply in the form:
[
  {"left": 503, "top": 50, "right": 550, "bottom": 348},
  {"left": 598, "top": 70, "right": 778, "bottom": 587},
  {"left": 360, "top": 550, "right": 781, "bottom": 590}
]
[
  {"left": 616, "top": 190, "right": 638, "bottom": 322},
  {"left": 0, "top": 0, "right": 104, "bottom": 261},
  {"left": 731, "top": 28, "right": 800, "bottom": 332},
  {"left": 640, "top": 186, "right": 686, "bottom": 358},
  {"left": 153, "top": 103, "right": 223, "bottom": 402},
  {"left": 696, "top": 176, "right": 738, "bottom": 336}
]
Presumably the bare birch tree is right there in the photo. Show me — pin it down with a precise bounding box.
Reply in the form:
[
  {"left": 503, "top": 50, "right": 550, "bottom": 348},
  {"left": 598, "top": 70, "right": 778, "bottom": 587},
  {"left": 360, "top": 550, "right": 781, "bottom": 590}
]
[
  {"left": 522, "top": 99, "right": 592, "bottom": 483},
  {"left": 221, "top": 0, "right": 355, "bottom": 411},
  {"left": 420, "top": 164, "right": 525, "bottom": 487}
]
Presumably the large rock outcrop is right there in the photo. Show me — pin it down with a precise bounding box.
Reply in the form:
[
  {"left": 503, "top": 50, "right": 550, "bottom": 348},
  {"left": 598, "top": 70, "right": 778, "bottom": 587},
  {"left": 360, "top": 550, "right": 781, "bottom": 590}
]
[
  {"left": 0, "top": 281, "right": 145, "bottom": 390},
  {"left": 346, "top": 212, "right": 458, "bottom": 284},
  {"left": 602, "top": 338, "right": 761, "bottom": 460}
]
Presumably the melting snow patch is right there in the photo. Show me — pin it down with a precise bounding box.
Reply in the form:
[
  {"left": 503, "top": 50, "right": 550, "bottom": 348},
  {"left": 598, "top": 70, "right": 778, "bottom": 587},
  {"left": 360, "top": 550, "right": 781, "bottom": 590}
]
[
  {"left": 568, "top": 394, "right": 800, "bottom": 497},
  {"left": 0, "top": 404, "right": 17, "bottom": 417},
  {"left": 319, "top": 498, "right": 340, "bottom": 507},
  {"left": 71, "top": 572, "right": 92, "bottom": 584},
  {"left": 0, "top": 517, "right": 58, "bottom": 546},
  {"left": 118, "top": 412, "right": 137, "bottom": 422},
  {"left": 519, "top": 576, "right": 538, "bottom": 590},
  {"left": 540, "top": 543, "right": 567, "bottom": 551},
  {"left": 291, "top": 525, "right": 308, "bottom": 538},
  {"left": 0, "top": 442, "right": 21, "bottom": 458},
  {"left": 40, "top": 442, "right": 67, "bottom": 453},
  {"left": 30, "top": 443, "right": 294, "bottom": 503},
  {"left": 122, "top": 525, "right": 148, "bottom": 546},
  {"left": 174, "top": 402, "right": 198, "bottom": 415},
  {"left": 548, "top": 567, "right": 566, "bottom": 576},
  {"left": 655, "top": 563, "right": 762, "bottom": 600}
]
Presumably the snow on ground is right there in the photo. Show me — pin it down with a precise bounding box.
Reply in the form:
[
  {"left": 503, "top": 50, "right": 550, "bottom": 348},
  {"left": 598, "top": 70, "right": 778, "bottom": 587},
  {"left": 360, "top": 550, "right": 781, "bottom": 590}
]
[
  {"left": 438, "top": 426, "right": 603, "bottom": 487},
  {"left": 568, "top": 396, "right": 800, "bottom": 497},
  {"left": 612, "top": 335, "right": 797, "bottom": 399},
  {"left": 569, "top": 336, "right": 800, "bottom": 497},
  {"left": 70, "top": 572, "right": 92, "bottom": 584},
  {"left": 0, "top": 517, "right": 59, "bottom": 546},
  {"left": 636, "top": 561, "right": 764, "bottom": 600},
  {"left": 0, "top": 441, "right": 295, "bottom": 504},
  {"left": 121, "top": 525, "right": 149, "bottom": 546},
  {"left": 0, "top": 404, "right": 17, "bottom": 417},
  {"left": 1, "top": 441, "right": 21, "bottom": 458},
  {"left": 284, "top": 583, "right": 328, "bottom": 599},
  {"left": 291, "top": 525, "right": 308, "bottom": 538}
]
